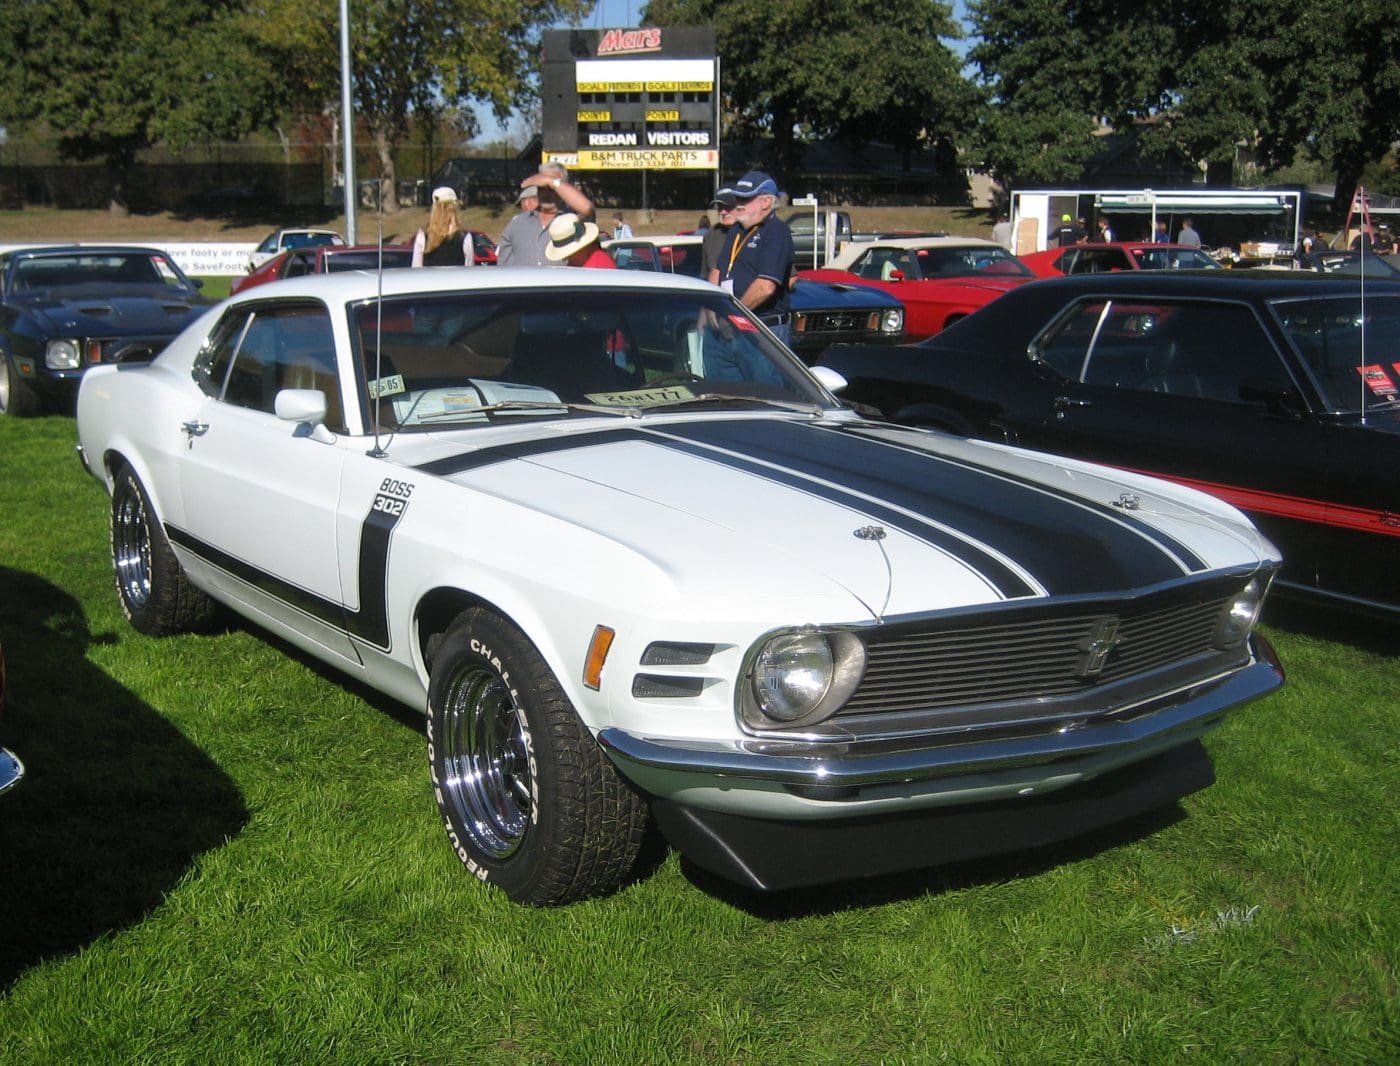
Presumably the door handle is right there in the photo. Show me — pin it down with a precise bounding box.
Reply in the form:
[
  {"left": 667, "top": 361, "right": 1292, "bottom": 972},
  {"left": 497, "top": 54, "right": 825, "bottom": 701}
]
[
  {"left": 1052, "top": 395, "right": 1092, "bottom": 417},
  {"left": 181, "top": 419, "right": 209, "bottom": 441}
]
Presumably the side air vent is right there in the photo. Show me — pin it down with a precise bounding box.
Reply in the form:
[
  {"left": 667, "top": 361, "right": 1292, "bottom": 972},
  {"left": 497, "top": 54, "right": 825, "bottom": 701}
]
[
  {"left": 640, "top": 642, "right": 715, "bottom": 666},
  {"left": 632, "top": 674, "right": 705, "bottom": 699}
]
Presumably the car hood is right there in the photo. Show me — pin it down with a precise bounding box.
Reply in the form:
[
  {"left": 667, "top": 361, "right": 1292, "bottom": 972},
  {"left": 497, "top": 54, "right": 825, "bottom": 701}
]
[
  {"left": 13, "top": 285, "right": 209, "bottom": 335},
  {"left": 410, "top": 416, "right": 1271, "bottom": 621},
  {"left": 791, "top": 278, "right": 900, "bottom": 310}
]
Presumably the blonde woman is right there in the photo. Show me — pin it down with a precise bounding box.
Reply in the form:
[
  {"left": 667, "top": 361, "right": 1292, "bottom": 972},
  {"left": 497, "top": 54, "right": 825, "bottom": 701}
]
[{"left": 412, "top": 187, "right": 474, "bottom": 267}]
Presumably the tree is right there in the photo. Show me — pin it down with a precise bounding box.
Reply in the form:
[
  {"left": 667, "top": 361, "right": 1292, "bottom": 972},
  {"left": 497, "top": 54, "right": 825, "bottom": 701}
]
[
  {"left": 0, "top": 0, "right": 272, "bottom": 213},
  {"left": 969, "top": 0, "right": 1400, "bottom": 210},
  {"left": 640, "top": 0, "right": 971, "bottom": 178},
  {"left": 246, "top": 0, "right": 591, "bottom": 213}
]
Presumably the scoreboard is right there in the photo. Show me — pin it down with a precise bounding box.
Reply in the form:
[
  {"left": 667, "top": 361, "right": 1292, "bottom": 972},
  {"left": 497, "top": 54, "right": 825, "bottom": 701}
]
[{"left": 541, "top": 27, "right": 719, "bottom": 171}]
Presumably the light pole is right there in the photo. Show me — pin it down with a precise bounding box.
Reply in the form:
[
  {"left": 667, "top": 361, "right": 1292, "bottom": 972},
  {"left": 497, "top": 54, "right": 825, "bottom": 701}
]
[{"left": 340, "top": 0, "right": 357, "bottom": 242}]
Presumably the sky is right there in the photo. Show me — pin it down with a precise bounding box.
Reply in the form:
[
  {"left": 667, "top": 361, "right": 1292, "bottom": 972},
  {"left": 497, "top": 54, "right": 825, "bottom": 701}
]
[{"left": 470, "top": 0, "right": 973, "bottom": 146}]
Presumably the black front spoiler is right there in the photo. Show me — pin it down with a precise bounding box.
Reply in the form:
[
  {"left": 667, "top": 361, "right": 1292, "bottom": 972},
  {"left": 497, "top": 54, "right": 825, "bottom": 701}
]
[{"left": 651, "top": 739, "right": 1215, "bottom": 892}]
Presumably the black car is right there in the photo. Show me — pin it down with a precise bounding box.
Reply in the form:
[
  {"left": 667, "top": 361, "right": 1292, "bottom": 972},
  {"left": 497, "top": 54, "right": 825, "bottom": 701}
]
[
  {"left": 821, "top": 271, "right": 1400, "bottom": 616},
  {"left": 0, "top": 245, "right": 212, "bottom": 416}
]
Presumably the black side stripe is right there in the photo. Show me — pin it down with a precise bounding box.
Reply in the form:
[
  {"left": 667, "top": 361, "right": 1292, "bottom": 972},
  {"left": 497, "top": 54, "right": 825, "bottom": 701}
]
[{"left": 166, "top": 491, "right": 406, "bottom": 652}]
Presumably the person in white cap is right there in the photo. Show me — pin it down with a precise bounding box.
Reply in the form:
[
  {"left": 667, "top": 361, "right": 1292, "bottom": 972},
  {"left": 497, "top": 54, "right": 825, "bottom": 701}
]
[
  {"left": 411, "top": 186, "right": 474, "bottom": 267},
  {"left": 544, "top": 213, "right": 615, "bottom": 268},
  {"left": 497, "top": 162, "right": 594, "bottom": 267}
]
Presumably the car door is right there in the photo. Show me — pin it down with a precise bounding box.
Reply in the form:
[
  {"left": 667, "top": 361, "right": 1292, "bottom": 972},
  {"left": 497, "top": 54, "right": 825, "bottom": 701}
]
[
  {"left": 177, "top": 299, "right": 358, "bottom": 661},
  {"left": 1010, "top": 297, "right": 1336, "bottom": 586}
]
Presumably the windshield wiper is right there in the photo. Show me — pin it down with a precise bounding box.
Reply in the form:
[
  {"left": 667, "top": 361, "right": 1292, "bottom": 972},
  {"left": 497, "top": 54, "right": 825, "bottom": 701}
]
[
  {"left": 647, "top": 392, "right": 825, "bottom": 415},
  {"left": 416, "top": 399, "right": 642, "bottom": 421}
]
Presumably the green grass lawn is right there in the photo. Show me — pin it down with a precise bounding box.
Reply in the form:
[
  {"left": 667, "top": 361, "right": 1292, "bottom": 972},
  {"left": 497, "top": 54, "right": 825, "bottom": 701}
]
[{"left": 0, "top": 413, "right": 1396, "bottom": 1064}]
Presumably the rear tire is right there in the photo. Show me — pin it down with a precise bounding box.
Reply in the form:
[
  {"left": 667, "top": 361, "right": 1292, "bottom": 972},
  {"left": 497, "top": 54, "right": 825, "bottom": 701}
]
[
  {"left": 427, "top": 608, "right": 648, "bottom": 904},
  {"left": 111, "top": 466, "right": 219, "bottom": 635},
  {"left": 0, "top": 354, "right": 41, "bottom": 417}
]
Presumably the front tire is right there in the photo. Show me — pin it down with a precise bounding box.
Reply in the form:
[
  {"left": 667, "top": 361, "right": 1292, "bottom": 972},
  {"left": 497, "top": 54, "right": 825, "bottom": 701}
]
[
  {"left": 427, "top": 608, "right": 648, "bottom": 905},
  {"left": 111, "top": 466, "right": 219, "bottom": 635},
  {"left": 0, "top": 354, "right": 41, "bottom": 417}
]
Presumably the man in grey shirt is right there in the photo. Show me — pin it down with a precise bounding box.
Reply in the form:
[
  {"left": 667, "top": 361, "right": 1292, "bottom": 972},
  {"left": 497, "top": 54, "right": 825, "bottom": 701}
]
[{"left": 496, "top": 163, "right": 595, "bottom": 267}]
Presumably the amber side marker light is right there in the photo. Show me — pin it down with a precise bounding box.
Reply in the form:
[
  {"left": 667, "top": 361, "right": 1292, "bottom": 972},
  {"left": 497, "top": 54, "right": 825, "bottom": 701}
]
[{"left": 583, "top": 625, "right": 616, "bottom": 690}]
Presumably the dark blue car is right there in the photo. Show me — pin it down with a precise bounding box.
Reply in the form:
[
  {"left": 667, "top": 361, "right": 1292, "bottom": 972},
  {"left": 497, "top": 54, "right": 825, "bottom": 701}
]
[
  {"left": 0, "top": 244, "right": 212, "bottom": 416},
  {"left": 604, "top": 234, "right": 906, "bottom": 362}
]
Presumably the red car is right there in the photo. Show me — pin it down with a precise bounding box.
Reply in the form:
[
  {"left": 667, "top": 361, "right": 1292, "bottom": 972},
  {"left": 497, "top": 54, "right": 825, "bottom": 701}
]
[
  {"left": 799, "top": 237, "right": 1035, "bottom": 339},
  {"left": 231, "top": 244, "right": 414, "bottom": 294},
  {"left": 466, "top": 230, "right": 497, "bottom": 266},
  {"left": 1020, "top": 242, "right": 1222, "bottom": 278}
]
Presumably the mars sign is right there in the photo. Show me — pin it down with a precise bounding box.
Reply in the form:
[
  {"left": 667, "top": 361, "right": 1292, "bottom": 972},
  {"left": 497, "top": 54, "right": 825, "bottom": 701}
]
[{"left": 541, "top": 27, "right": 719, "bottom": 172}]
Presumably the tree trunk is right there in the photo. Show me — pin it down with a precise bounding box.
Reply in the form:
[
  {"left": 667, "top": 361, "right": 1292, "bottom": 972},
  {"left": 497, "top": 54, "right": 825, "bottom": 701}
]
[{"left": 375, "top": 128, "right": 398, "bottom": 214}]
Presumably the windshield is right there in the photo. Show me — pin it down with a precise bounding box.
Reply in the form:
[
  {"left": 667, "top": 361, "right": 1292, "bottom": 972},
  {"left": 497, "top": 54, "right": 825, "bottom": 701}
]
[
  {"left": 1273, "top": 294, "right": 1400, "bottom": 411},
  {"left": 326, "top": 250, "right": 413, "bottom": 273},
  {"left": 11, "top": 252, "right": 194, "bottom": 292},
  {"left": 350, "top": 287, "right": 834, "bottom": 430},
  {"left": 1307, "top": 251, "right": 1400, "bottom": 279},
  {"left": 1130, "top": 247, "right": 1222, "bottom": 270},
  {"left": 910, "top": 245, "right": 1031, "bottom": 280}
]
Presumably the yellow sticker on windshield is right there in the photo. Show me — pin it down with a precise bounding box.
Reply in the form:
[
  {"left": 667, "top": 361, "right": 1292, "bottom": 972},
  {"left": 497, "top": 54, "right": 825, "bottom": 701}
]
[
  {"left": 367, "top": 374, "right": 405, "bottom": 399},
  {"left": 585, "top": 385, "right": 697, "bottom": 406}
]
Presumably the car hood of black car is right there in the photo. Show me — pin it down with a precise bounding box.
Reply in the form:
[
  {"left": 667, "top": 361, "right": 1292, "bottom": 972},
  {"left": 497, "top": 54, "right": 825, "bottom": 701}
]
[{"left": 12, "top": 285, "right": 210, "bottom": 334}]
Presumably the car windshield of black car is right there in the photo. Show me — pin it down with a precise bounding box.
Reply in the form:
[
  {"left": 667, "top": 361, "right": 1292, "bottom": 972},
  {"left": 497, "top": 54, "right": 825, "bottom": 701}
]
[
  {"left": 1274, "top": 294, "right": 1400, "bottom": 411},
  {"left": 13, "top": 253, "right": 180, "bottom": 291}
]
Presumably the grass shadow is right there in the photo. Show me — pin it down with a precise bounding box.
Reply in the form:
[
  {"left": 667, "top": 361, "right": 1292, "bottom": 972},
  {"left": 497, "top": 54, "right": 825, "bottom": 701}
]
[{"left": 0, "top": 566, "right": 249, "bottom": 989}]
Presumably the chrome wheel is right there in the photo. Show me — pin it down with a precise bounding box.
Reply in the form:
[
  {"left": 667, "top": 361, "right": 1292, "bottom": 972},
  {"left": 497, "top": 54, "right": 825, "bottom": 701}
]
[
  {"left": 112, "top": 480, "right": 154, "bottom": 611},
  {"left": 438, "top": 664, "right": 533, "bottom": 859}
]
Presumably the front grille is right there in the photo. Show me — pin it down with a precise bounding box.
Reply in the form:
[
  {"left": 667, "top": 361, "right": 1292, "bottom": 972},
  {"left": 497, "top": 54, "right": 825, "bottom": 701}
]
[
  {"left": 813, "top": 580, "right": 1254, "bottom": 741},
  {"left": 797, "top": 310, "right": 874, "bottom": 335}
]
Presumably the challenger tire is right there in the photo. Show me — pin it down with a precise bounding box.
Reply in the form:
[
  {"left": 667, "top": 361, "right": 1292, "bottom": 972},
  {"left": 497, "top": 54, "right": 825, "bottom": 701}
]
[
  {"left": 427, "top": 608, "right": 648, "bottom": 905},
  {"left": 110, "top": 466, "right": 219, "bottom": 635}
]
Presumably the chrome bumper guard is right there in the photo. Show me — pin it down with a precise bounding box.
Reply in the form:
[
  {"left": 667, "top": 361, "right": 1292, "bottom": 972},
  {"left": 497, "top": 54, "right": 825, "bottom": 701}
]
[{"left": 598, "top": 636, "right": 1283, "bottom": 794}]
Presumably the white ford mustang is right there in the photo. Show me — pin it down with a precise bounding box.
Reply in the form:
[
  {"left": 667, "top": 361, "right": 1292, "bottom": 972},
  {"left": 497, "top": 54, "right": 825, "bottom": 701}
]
[{"left": 76, "top": 267, "right": 1284, "bottom": 903}]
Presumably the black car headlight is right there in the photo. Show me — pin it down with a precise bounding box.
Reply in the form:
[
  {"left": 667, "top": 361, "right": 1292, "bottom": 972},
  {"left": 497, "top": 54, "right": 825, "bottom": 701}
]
[
  {"left": 1214, "top": 578, "right": 1265, "bottom": 647},
  {"left": 879, "top": 308, "right": 904, "bottom": 334},
  {"left": 742, "top": 629, "right": 866, "bottom": 730},
  {"left": 45, "top": 339, "right": 81, "bottom": 370}
]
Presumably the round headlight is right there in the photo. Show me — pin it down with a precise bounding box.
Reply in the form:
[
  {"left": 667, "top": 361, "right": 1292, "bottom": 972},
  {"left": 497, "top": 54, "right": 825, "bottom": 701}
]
[
  {"left": 752, "top": 633, "right": 834, "bottom": 722},
  {"left": 46, "top": 339, "right": 81, "bottom": 370},
  {"left": 1216, "top": 578, "right": 1264, "bottom": 647},
  {"left": 880, "top": 308, "right": 904, "bottom": 334}
]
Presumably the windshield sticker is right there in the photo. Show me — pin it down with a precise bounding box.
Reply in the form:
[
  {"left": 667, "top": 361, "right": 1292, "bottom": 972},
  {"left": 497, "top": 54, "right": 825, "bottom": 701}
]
[
  {"left": 728, "top": 315, "right": 759, "bottom": 332},
  {"left": 367, "top": 373, "right": 406, "bottom": 399},
  {"left": 585, "top": 385, "right": 697, "bottom": 406},
  {"left": 1355, "top": 365, "right": 1398, "bottom": 397}
]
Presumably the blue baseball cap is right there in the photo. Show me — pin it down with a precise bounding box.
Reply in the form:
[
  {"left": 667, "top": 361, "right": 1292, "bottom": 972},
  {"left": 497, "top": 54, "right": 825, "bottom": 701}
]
[{"left": 732, "top": 171, "right": 781, "bottom": 199}]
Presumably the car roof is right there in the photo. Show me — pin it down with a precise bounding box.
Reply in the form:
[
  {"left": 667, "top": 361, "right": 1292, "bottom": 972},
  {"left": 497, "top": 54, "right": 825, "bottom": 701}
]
[
  {"left": 1020, "top": 270, "right": 1400, "bottom": 296},
  {"left": 602, "top": 234, "right": 703, "bottom": 247},
  {"left": 5, "top": 244, "right": 171, "bottom": 258},
  {"left": 853, "top": 236, "right": 1001, "bottom": 251},
  {"left": 222, "top": 265, "right": 720, "bottom": 303}
]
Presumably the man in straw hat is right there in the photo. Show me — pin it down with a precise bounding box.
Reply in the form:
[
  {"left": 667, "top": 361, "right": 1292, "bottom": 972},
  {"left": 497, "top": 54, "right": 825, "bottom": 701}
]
[
  {"left": 497, "top": 162, "right": 594, "bottom": 267},
  {"left": 544, "top": 213, "right": 615, "bottom": 268}
]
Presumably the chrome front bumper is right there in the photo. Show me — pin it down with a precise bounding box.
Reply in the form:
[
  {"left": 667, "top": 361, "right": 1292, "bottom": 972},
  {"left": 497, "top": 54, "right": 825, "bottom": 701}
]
[{"left": 599, "top": 636, "right": 1283, "bottom": 802}]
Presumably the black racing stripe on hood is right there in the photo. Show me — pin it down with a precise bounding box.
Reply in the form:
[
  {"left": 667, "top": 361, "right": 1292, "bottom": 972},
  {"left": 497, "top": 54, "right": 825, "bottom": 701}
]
[
  {"left": 831, "top": 421, "right": 1210, "bottom": 574},
  {"left": 413, "top": 428, "right": 645, "bottom": 476},
  {"left": 650, "top": 420, "right": 1197, "bottom": 596}
]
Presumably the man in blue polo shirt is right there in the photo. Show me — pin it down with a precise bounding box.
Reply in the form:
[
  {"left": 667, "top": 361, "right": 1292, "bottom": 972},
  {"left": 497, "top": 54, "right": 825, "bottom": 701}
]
[{"left": 709, "top": 170, "right": 795, "bottom": 345}]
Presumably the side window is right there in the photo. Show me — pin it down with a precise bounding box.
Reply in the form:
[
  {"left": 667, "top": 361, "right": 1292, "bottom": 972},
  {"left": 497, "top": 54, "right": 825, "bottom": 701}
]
[
  {"left": 1063, "top": 301, "right": 1290, "bottom": 402},
  {"left": 1034, "top": 300, "right": 1107, "bottom": 379},
  {"left": 193, "top": 308, "right": 254, "bottom": 398},
  {"left": 206, "top": 303, "right": 344, "bottom": 430}
]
